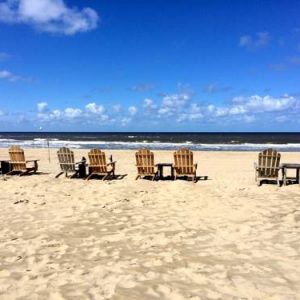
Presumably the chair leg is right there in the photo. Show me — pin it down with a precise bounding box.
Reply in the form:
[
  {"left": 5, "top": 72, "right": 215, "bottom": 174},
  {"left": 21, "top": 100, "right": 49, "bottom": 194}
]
[
  {"left": 135, "top": 175, "right": 140, "bottom": 180},
  {"left": 20, "top": 170, "right": 29, "bottom": 177},
  {"left": 86, "top": 172, "right": 95, "bottom": 181},
  {"left": 277, "top": 177, "right": 281, "bottom": 187},
  {"left": 102, "top": 174, "right": 109, "bottom": 181},
  {"left": 55, "top": 172, "right": 64, "bottom": 178}
]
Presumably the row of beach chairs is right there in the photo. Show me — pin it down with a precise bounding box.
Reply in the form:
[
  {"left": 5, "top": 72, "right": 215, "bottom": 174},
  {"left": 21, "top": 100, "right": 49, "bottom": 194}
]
[
  {"left": 2, "top": 146, "right": 284, "bottom": 185},
  {"left": 2, "top": 146, "right": 197, "bottom": 182}
]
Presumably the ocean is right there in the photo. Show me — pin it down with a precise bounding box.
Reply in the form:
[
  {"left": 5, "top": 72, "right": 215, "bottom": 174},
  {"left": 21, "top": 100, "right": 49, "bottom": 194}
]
[{"left": 0, "top": 132, "right": 300, "bottom": 151}]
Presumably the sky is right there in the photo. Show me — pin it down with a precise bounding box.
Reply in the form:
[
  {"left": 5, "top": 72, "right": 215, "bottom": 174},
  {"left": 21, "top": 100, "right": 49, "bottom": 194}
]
[{"left": 0, "top": 0, "right": 300, "bottom": 132}]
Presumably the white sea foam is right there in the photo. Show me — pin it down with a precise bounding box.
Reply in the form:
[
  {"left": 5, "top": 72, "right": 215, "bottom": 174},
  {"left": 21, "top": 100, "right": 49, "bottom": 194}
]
[{"left": 0, "top": 138, "right": 300, "bottom": 151}]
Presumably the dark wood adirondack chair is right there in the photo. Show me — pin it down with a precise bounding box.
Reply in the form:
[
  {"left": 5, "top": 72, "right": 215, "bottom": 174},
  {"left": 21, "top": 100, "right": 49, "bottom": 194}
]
[
  {"left": 135, "top": 149, "right": 157, "bottom": 180},
  {"left": 86, "top": 149, "right": 116, "bottom": 180},
  {"left": 7, "top": 145, "right": 39, "bottom": 176},
  {"left": 254, "top": 148, "right": 281, "bottom": 186},
  {"left": 174, "top": 148, "right": 197, "bottom": 182},
  {"left": 56, "top": 147, "right": 79, "bottom": 178}
]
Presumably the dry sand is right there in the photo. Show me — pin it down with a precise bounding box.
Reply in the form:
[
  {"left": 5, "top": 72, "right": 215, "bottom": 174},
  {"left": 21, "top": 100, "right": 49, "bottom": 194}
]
[{"left": 0, "top": 148, "right": 300, "bottom": 300}]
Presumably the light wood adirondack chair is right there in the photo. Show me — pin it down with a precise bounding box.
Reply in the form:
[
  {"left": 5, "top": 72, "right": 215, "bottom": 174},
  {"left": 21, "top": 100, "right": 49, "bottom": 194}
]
[
  {"left": 135, "top": 149, "right": 157, "bottom": 180},
  {"left": 56, "top": 147, "right": 79, "bottom": 178},
  {"left": 254, "top": 148, "right": 281, "bottom": 186},
  {"left": 86, "top": 149, "right": 116, "bottom": 180},
  {"left": 7, "top": 145, "right": 39, "bottom": 176},
  {"left": 174, "top": 148, "right": 197, "bottom": 182}
]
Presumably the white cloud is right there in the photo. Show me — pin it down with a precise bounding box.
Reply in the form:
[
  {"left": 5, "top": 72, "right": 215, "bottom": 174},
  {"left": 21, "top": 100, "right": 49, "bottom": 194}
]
[
  {"left": 207, "top": 95, "right": 298, "bottom": 120},
  {"left": 143, "top": 98, "right": 156, "bottom": 110},
  {"left": 36, "top": 102, "right": 121, "bottom": 126},
  {"left": 38, "top": 108, "right": 62, "bottom": 122},
  {"left": 176, "top": 112, "right": 203, "bottom": 122},
  {"left": 0, "top": 0, "right": 99, "bottom": 35},
  {"left": 239, "top": 32, "right": 270, "bottom": 49},
  {"left": 232, "top": 95, "right": 296, "bottom": 113},
  {"left": 128, "top": 106, "right": 137, "bottom": 116},
  {"left": 158, "top": 93, "right": 191, "bottom": 116},
  {"left": 0, "top": 70, "right": 20, "bottom": 82},
  {"left": 38, "top": 106, "right": 82, "bottom": 121},
  {"left": 64, "top": 107, "right": 82, "bottom": 119},
  {"left": 85, "top": 102, "right": 104, "bottom": 114},
  {"left": 121, "top": 117, "right": 132, "bottom": 126},
  {"left": 37, "top": 102, "right": 48, "bottom": 113}
]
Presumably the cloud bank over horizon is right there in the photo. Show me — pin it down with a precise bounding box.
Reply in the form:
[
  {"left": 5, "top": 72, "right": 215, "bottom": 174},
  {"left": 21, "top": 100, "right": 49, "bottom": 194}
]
[{"left": 1, "top": 92, "right": 298, "bottom": 131}]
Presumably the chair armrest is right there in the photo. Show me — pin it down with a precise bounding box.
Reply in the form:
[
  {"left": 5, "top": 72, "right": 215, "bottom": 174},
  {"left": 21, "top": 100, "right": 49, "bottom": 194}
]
[{"left": 26, "top": 160, "right": 39, "bottom": 163}]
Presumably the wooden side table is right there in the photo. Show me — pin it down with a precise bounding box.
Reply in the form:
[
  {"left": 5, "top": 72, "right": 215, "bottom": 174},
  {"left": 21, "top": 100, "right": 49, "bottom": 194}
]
[
  {"left": 155, "top": 163, "right": 174, "bottom": 179},
  {"left": 280, "top": 163, "right": 300, "bottom": 186},
  {"left": 0, "top": 160, "right": 11, "bottom": 175}
]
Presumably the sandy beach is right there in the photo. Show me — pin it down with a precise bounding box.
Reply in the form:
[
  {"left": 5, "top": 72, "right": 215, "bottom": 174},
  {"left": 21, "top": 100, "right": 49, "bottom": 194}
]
[{"left": 0, "top": 148, "right": 300, "bottom": 299}]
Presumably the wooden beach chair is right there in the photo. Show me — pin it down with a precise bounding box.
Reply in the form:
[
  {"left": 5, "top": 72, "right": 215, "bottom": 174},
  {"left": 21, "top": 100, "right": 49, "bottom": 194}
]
[
  {"left": 135, "top": 149, "right": 157, "bottom": 180},
  {"left": 254, "top": 148, "right": 281, "bottom": 186},
  {"left": 86, "top": 149, "right": 116, "bottom": 180},
  {"left": 7, "top": 145, "right": 39, "bottom": 176},
  {"left": 56, "top": 147, "right": 79, "bottom": 178},
  {"left": 174, "top": 148, "right": 197, "bottom": 182}
]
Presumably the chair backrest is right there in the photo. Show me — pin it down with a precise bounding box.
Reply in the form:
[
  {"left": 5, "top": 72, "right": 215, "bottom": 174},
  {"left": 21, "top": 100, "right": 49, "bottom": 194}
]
[
  {"left": 174, "top": 148, "right": 194, "bottom": 175},
  {"left": 136, "top": 149, "right": 155, "bottom": 175},
  {"left": 9, "top": 145, "right": 26, "bottom": 171},
  {"left": 258, "top": 148, "right": 281, "bottom": 177},
  {"left": 57, "top": 147, "right": 76, "bottom": 172},
  {"left": 88, "top": 149, "right": 107, "bottom": 173}
]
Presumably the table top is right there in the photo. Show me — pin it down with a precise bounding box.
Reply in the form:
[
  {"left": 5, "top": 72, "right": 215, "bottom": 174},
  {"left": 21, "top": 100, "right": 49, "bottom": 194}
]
[
  {"left": 155, "top": 163, "right": 173, "bottom": 167},
  {"left": 280, "top": 163, "right": 300, "bottom": 168}
]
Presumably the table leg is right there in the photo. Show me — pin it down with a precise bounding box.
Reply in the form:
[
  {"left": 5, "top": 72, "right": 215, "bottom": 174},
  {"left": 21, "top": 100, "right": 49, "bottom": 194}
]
[
  {"left": 158, "top": 165, "right": 162, "bottom": 179},
  {"left": 297, "top": 168, "right": 300, "bottom": 185},
  {"left": 283, "top": 168, "right": 287, "bottom": 186},
  {"left": 34, "top": 161, "right": 38, "bottom": 173},
  {"left": 171, "top": 166, "right": 174, "bottom": 179}
]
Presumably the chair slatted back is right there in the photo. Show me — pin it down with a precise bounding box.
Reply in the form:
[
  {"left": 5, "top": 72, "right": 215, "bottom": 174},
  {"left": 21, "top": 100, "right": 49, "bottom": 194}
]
[
  {"left": 57, "top": 147, "right": 76, "bottom": 172},
  {"left": 258, "top": 148, "right": 281, "bottom": 178},
  {"left": 174, "top": 148, "right": 194, "bottom": 175},
  {"left": 9, "top": 145, "right": 26, "bottom": 171},
  {"left": 88, "top": 149, "right": 107, "bottom": 173},
  {"left": 136, "top": 149, "right": 155, "bottom": 175}
]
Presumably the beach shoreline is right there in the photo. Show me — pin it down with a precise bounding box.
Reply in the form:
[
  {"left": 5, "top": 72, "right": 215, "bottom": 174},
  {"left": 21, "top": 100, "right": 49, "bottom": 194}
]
[{"left": 0, "top": 148, "right": 300, "bottom": 299}]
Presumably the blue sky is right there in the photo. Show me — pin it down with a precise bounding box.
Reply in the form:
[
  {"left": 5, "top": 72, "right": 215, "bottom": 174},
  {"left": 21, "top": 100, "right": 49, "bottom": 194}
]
[{"left": 0, "top": 0, "right": 300, "bottom": 131}]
